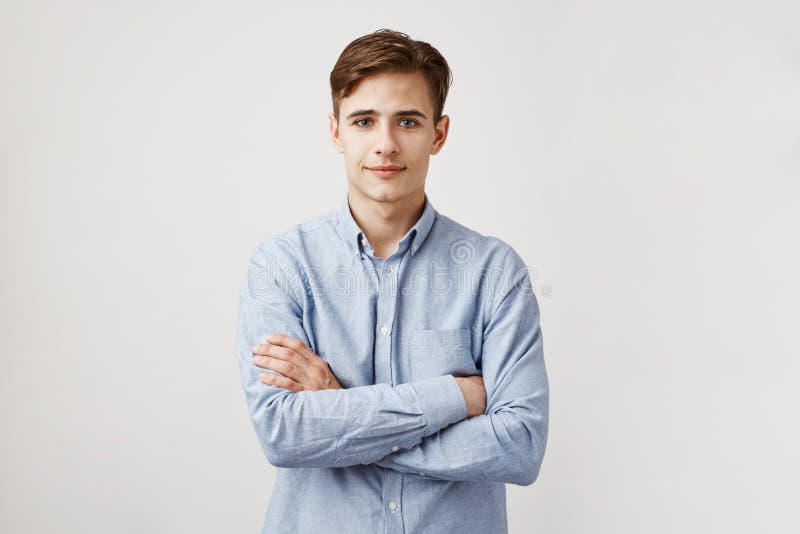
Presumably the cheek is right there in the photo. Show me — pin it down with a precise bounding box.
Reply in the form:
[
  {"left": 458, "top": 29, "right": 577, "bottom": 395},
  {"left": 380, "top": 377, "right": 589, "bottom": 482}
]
[
  {"left": 341, "top": 142, "right": 367, "bottom": 166},
  {"left": 410, "top": 134, "right": 433, "bottom": 152},
  {"left": 341, "top": 148, "right": 360, "bottom": 169}
]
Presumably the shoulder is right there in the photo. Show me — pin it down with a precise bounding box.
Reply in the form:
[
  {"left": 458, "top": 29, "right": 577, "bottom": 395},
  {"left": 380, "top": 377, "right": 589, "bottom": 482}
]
[
  {"left": 252, "top": 209, "right": 339, "bottom": 264},
  {"left": 244, "top": 210, "right": 339, "bottom": 301},
  {"left": 433, "top": 211, "right": 525, "bottom": 270},
  {"left": 432, "top": 211, "right": 534, "bottom": 311}
]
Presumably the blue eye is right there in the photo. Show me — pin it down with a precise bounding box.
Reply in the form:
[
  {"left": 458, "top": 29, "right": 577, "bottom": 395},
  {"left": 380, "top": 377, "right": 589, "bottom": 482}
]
[{"left": 352, "top": 118, "right": 418, "bottom": 128}]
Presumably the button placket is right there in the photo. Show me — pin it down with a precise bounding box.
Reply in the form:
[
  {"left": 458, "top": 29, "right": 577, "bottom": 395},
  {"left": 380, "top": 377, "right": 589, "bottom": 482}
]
[{"left": 375, "top": 249, "right": 408, "bottom": 534}]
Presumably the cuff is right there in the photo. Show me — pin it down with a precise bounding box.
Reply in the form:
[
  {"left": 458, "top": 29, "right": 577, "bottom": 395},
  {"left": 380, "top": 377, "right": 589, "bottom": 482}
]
[{"left": 412, "top": 374, "right": 468, "bottom": 436}]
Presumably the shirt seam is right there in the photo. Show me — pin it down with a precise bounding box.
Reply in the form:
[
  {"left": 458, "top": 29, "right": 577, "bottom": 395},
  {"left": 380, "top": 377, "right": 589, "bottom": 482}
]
[
  {"left": 261, "top": 241, "right": 307, "bottom": 309},
  {"left": 486, "top": 246, "right": 515, "bottom": 326}
]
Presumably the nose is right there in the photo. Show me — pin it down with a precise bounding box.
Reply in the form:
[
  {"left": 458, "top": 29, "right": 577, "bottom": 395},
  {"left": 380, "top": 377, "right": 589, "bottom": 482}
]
[{"left": 374, "top": 122, "right": 400, "bottom": 157}]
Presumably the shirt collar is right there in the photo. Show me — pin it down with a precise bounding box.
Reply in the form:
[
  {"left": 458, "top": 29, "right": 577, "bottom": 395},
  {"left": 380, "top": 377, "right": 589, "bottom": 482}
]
[{"left": 336, "top": 191, "right": 436, "bottom": 259}]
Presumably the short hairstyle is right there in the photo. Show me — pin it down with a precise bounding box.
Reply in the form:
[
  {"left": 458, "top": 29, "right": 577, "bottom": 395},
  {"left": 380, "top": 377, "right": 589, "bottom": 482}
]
[{"left": 329, "top": 28, "right": 453, "bottom": 126}]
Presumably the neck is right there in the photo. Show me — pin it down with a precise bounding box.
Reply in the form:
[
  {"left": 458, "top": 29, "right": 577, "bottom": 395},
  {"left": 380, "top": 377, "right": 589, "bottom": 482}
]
[{"left": 347, "top": 186, "right": 426, "bottom": 259}]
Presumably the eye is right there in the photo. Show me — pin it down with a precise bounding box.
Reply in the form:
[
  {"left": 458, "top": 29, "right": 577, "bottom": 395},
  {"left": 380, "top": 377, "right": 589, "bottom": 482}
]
[
  {"left": 400, "top": 119, "right": 418, "bottom": 128},
  {"left": 354, "top": 118, "right": 372, "bottom": 127}
]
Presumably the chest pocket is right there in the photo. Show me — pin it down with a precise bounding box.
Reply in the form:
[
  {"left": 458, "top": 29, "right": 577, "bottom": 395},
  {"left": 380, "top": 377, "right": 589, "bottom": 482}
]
[{"left": 409, "top": 328, "right": 478, "bottom": 379}]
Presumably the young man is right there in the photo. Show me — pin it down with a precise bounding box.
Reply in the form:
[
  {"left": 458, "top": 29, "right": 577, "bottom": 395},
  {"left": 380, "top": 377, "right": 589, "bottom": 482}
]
[{"left": 236, "top": 29, "right": 549, "bottom": 533}]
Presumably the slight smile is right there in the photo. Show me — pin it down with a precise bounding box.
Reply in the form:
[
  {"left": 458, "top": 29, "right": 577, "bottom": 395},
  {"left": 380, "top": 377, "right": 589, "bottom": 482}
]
[{"left": 366, "top": 165, "right": 406, "bottom": 178}]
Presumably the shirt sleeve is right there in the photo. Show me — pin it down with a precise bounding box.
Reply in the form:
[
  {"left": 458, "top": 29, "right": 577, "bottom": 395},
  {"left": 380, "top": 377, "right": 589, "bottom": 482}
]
[
  {"left": 372, "top": 246, "right": 549, "bottom": 486},
  {"left": 236, "top": 239, "right": 469, "bottom": 469}
]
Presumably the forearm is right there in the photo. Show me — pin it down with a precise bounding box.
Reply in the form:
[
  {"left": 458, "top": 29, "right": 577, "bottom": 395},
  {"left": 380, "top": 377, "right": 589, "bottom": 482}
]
[
  {"left": 236, "top": 251, "right": 468, "bottom": 468},
  {"left": 374, "top": 247, "right": 550, "bottom": 487},
  {"left": 238, "top": 346, "right": 468, "bottom": 468},
  {"left": 372, "top": 401, "right": 547, "bottom": 486}
]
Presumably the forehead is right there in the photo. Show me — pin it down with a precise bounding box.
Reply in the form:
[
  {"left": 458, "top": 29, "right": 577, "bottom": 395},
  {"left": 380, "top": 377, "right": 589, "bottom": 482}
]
[{"left": 341, "top": 71, "right": 433, "bottom": 114}]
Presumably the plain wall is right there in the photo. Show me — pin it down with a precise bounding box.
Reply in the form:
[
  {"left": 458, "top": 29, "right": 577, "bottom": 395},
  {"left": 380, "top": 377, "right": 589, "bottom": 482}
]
[{"left": 1, "top": 1, "right": 798, "bottom": 532}]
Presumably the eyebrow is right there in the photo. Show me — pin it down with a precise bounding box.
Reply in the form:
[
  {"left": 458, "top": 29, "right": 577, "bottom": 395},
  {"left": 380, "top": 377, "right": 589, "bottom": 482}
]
[{"left": 344, "top": 109, "right": 428, "bottom": 120}]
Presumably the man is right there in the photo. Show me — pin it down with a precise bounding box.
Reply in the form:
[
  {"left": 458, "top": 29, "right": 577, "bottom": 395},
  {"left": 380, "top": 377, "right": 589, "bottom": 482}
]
[{"left": 236, "top": 28, "right": 549, "bottom": 533}]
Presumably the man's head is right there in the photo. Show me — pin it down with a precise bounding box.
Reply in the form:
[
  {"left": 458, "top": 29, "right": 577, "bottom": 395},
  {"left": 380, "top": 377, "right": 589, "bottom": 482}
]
[{"left": 328, "top": 29, "right": 451, "bottom": 206}]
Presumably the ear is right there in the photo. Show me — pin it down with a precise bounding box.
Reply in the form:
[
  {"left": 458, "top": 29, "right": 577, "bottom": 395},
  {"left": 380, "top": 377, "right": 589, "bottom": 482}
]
[
  {"left": 328, "top": 112, "right": 344, "bottom": 153},
  {"left": 430, "top": 114, "right": 450, "bottom": 155}
]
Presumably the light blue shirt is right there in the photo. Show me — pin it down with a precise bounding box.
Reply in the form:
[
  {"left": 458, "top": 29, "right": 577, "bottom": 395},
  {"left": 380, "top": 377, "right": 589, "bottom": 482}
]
[{"left": 236, "top": 192, "right": 549, "bottom": 533}]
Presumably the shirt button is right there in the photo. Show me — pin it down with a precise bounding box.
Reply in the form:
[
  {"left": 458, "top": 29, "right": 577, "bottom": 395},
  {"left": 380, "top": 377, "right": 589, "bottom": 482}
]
[
  {"left": 391, "top": 446, "right": 399, "bottom": 452},
  {"left": 418, "top": 472, "right": 426, "bottom": 477},
  {"left": 380, "top": 325, "right": 388, "bottom": 335},
  {"left": 388, "top": 501, "right": 397, "bottom": 511},
  {"left": 443, "top": 423, "right": 449, "bottom": 429}
]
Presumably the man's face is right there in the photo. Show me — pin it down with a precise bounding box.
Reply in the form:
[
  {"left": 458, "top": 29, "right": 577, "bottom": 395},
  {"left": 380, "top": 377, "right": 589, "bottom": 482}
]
[{"left": 329, "top": 71, "right": 449, "bottom": 205}]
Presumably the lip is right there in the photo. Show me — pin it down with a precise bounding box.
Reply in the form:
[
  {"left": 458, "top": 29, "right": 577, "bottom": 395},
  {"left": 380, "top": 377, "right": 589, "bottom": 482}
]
[
  {"left": 367, "top": 165, "right": 405, "bottom": 178},
  {"left": 368, "top": 165, "right": 405, "bottom": 171}
]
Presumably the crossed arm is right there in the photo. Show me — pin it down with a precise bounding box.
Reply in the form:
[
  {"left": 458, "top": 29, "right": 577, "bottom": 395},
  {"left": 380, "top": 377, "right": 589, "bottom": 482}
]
[{"left": 235, "top": 241, "right": 549, "bottom": 486}]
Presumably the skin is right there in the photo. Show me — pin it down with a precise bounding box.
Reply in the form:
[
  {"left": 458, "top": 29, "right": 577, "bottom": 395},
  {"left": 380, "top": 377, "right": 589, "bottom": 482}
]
[
  {"left": 330, "top": 70, "right": 447, "bottom": 259},
  {"left": 252, "top": 70, "right": 486, "bottom": 417}
]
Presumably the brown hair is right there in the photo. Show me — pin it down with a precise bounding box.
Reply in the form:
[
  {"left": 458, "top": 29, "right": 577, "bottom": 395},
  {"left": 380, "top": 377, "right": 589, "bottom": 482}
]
[{"left": 330, "top": 28, "right": 452, "bottom": 126}]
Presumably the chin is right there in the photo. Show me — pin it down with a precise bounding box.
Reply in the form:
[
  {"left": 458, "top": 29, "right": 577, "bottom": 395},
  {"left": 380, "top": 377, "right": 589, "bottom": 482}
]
[
  {"left": 351, "top": 179, "right": 398, "bottom": 201},
  {"left": 364, "top": 188, "right": 401, "bottom": 203}
]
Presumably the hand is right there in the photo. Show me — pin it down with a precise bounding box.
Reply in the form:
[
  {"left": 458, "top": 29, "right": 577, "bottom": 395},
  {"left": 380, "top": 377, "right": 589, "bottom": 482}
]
[
  {"left": 454, "top": 375, "right": 487, "bottom": 418},
  {"left": 252, "top": 333, "right": 344, "bottom": 392}
]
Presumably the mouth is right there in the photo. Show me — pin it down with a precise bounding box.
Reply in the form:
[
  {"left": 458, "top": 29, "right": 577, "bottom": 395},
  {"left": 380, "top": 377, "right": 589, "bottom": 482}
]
[{"left": 366, "top": 165, "right": 406, "bottom": 178}]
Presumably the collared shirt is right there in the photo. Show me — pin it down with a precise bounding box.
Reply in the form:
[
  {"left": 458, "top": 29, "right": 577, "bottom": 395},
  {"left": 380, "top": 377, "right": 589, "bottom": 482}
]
[{"left": 236, "top": 192, "right": 549, "bottom": 534}]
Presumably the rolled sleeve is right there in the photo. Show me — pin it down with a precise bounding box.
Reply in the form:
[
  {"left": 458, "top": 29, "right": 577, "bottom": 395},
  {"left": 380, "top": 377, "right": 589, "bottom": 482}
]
[{"left": 412, "top": 374, "right": 469, "bottom": 436}]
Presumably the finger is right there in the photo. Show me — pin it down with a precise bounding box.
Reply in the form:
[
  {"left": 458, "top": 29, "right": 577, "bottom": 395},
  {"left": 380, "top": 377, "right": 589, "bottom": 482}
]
[
  {"left": 252, "top": 343, "right": 297, "bottom": 362},
  {"left": 260, "top": 372, "right": 303, "bottom": 393},
  {"left": 252, "top": 343, "right": 309, "bottom": 365},
  {"left": 263, "top": 334, "right": 313, "bottom": 364},
  {"left": 265, "top": 333, "right": 311, "bottom": 357},
  {"left": 255, "top": 345, "right": 312, "bottom": 376},
  {"left": 252, "top": 344, "right": 312, "bottom": 386},
  {"left": 253, "top": 355, "right": 303, "bottom": 382},
  {"left": 266, "top": 332, "right": 321, "bottom": 363}
]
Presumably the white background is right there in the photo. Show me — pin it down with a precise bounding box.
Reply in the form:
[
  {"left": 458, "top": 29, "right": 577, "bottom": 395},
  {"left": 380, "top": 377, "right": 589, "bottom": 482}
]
[{"left": 2, "top": 1, "right": 798, "bottom": 532}]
